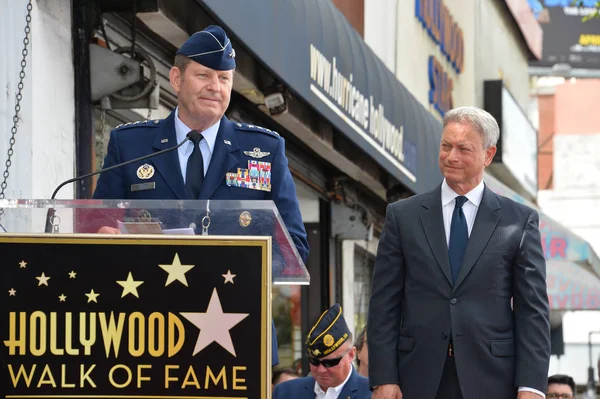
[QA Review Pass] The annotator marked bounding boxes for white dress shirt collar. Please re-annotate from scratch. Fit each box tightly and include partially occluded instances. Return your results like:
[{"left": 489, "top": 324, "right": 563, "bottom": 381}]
[
  {"left": 313, "top": 366, "right": 353, "bottom": 399},
  {"left": 174, "top": 107, "right": 220, "bottom": 156},
  {"left": 441, "top": 178, "right": 485, "bottom": 208}
]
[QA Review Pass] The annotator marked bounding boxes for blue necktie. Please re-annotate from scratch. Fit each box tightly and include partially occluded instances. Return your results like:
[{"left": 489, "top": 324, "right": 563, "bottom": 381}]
[
  {"left": 186, "top": 131, "right": 204, "bottom": 199},
  {"left": 449, "top": 196, "right": 468, "bottom": 284}
]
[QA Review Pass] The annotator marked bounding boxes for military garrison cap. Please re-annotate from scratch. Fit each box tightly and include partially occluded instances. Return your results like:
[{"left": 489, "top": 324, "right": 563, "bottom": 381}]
[
  {"left": 306, "top": 303, "right": 351, "bottom": 358},
  {"left": 177, "top": 25, "right": 236, "bottom": 70}
]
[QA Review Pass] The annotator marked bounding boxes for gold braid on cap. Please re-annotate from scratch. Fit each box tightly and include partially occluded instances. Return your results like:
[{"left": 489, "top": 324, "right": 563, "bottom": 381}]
[{"left": 307, "top": 305, "right": 343, "bottom": 346}]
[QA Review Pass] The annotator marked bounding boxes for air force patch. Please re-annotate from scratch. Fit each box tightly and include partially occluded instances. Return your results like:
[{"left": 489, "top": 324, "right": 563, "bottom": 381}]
[{"left": 244, "top": 147, "right": 270, "bottom": 159}]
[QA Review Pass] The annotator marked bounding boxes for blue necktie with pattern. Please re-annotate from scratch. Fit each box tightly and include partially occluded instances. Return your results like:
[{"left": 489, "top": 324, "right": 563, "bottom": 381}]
[{"left": 449, "top": 196, "right": 468, "bottom": 284}]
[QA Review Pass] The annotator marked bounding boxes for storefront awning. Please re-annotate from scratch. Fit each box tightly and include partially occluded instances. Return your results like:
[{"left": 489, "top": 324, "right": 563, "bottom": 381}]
[{"left": 200, "top": 0, "right": 444, "bottom": 194}]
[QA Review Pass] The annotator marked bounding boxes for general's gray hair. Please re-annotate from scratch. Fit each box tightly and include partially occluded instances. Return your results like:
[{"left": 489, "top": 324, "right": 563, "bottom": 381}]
[{"left": 442, "top": 106, "right": 499, "bottom": 148}]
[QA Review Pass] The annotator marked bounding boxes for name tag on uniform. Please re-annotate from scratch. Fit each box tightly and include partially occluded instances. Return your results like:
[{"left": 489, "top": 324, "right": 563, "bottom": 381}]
[{"left": 131, "top": 182, "right": 156, "bottom": 192}]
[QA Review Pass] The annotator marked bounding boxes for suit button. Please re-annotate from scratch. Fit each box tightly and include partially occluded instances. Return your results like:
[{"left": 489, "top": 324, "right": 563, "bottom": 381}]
[
  {"left": 450, "top": 298, "right": 457, "bottom": 305},
  {"left": 441, "top": 332, "right": 448, "bottom": 339}
]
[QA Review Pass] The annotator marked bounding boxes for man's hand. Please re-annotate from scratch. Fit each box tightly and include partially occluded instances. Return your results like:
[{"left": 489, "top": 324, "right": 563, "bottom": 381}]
[
  {"left": 517, "top": 392, "right": 543, "bottom": 399},
  {"left": 97, "top": 226, "right": 120, "bottom": 234},
  {"left": 372, "top": 384, "right": 402, "bottom": 399}
]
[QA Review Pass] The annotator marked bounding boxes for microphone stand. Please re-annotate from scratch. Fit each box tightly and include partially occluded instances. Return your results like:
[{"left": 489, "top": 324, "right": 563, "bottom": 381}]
[{"left": 44, "top": 131, "right": 199, "bottom": 233}]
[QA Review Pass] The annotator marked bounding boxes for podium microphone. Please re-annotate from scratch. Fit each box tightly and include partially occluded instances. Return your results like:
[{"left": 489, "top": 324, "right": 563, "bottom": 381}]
[{"left": 44, "top": 130, "right": 201, "bottom": 233}]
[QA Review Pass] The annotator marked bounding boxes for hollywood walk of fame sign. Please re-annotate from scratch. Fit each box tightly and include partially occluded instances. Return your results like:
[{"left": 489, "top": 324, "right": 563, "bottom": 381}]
[{"left": 0, "top": 234, "right": 272, "bottom": 399}]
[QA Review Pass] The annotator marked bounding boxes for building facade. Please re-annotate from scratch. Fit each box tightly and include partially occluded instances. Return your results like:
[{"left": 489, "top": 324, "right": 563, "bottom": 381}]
[{"left": 534, "top": 77, "right": 600, "bottom": 385}]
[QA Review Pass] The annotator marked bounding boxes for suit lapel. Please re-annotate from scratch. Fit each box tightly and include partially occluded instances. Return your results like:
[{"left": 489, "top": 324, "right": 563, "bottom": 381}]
[
  {"left": 420, "top": 186, "right": 453, "bottom": 286},
  {"left": 303, "top": 376, "right": 315, "bottom": 397},
  {"left": 337, "top": 369, "right": 359, "bottom": 398},
  {"left": 454, "top": 185, "right": 500, "bottom": 289},
  {"left": 199, "top": 116, "right": 239, "bottom": 199},
  {"left": 151, "top": 112, "right": 188, "bottom": 199}
]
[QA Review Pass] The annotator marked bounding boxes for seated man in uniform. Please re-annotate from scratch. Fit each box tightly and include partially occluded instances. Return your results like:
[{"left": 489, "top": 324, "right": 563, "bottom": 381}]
[{"left": 273, "top": 303, "right": 371, "bottom": 398}]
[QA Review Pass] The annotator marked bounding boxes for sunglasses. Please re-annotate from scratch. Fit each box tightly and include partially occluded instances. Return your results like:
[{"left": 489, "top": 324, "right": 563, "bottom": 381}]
[
  {"left": 308, "top": 347, "right": 351, "bottom": 368},
  {"left": 546, "top": 394, "right": 573, "bottom": 399}
]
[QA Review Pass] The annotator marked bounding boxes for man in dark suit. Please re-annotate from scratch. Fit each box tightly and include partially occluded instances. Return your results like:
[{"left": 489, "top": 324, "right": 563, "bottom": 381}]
[
  {"left": 273, "top": 303, "right": 372, "bottom": 399},
  {"left": 367, "top": 106, "right": 550, "bottom": 399},
  {"left": 92, "top": 25, "right": 309, "bottom": 367}
]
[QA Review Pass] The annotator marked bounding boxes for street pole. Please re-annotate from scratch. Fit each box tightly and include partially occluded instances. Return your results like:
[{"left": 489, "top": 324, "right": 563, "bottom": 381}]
[{"left": 587, "top": 331, "right": 600, "bottom": 399}]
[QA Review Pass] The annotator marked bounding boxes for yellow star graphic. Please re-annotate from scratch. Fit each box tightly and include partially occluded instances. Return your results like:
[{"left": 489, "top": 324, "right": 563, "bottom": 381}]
[
  {"left": 36, "top": 272, "right": 51, "bottom": 286},
  {"left": 58, "top": 294, "right": 67, "bottom": 302},
  {"left": 158, "top": 253, "right": 195, "bottom": 287},
  {"left": 19, "top": 260, "right": 27, "bottom": 268},
  {"left": 116, "top": 272, "right": 144, "bottom": 298},
  {"left": 85, "top": 289, "right": 100, "bottom": 303},
  {"left": 68, "top": 271, "right": 77, "bottom": 279},
  {"left": 222, "top": 270, "right": 236, "bottom": 284},
  {"left": 8, "top": 288, "right": 16, "bottom": 296}
]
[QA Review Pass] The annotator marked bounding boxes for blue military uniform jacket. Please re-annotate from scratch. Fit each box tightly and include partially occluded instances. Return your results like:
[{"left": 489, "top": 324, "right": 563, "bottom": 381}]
[
  {"left": 272, "top": 368, "right": 371, "bottom": 399},
  {"left": 93, "top": 110, "right": 310, "bottom": 366},
  {"left": 93, "top": 111, "right": 308, "bottom": 261}
]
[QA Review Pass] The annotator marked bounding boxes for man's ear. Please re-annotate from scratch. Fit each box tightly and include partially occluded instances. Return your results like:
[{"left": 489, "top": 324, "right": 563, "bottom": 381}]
[
  {"left": 348, "top": 346, "right": 357, "bottom": 362},
  {"left": 484, "top": 145, "right": 497, "bottom": 167},
  {"left": 169, "top": 66, "right": 182, "bottom": 93}
]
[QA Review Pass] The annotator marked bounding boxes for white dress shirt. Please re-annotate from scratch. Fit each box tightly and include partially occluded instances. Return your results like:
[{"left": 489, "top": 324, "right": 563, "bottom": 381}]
[
  {"left": 313, "top": 366, "right": 353, "bottom": 399},
  {"left": 174, "top": 107, "right": 220, "bottom": 181},
  {"left": 441, "top": 179, "right": 484, "bottom": 246},
  {"left": 440, "top": 179, "right": 545, "bottom": 399}
]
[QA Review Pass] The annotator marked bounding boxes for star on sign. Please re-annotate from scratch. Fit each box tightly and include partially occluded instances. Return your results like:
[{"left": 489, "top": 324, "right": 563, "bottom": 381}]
[
  {"left": 222, "top": 270, "right": 236, "bottom": 284},
  {"left": 68, "top": 271, "right": 77, "bottom": 279},
  {"left": 116, "top": 272, "right": 144, "bottom": 298},
  {"left": 19, "top": 260, "right": 27, "bottom": 268},
  {"left": 85, "top": 289, "right": 100, "bottom": 303},
  {"left": 36, "top": 272, "right": 51, "bottom": 286},
  {"left": 58, "top": 294, "right": 67, "bottom": 302},
  {"left": 8, "top": 288, "right": 16, "bottom": 296},
  {"left": 180, "top": 288, "right": 249, "bottom": 357},
  {"left": 159, "top": 253, "right": 195, "bottom": 287}
]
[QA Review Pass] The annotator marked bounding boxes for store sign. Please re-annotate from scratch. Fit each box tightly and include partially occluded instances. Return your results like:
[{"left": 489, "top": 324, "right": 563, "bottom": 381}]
[
  {"left": 546, "top": 261, "right": 600, "bottom": 310},
  {"left": 308, "top": 45, "right": 410, "bottom": 178},
  {"left": 416, "top": 0, "right": 464, "bottom": 116},
  {"left": 528, "top": 0, "right": 600, "bottom": 69},
  {"left": 484, "top": 80, "right": 538, "bottom": 199}
]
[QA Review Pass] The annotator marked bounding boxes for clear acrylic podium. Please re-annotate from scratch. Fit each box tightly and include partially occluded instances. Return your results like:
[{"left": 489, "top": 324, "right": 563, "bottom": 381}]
[{"left": 0, "top": 199, "right": 310, "bottom": 285}]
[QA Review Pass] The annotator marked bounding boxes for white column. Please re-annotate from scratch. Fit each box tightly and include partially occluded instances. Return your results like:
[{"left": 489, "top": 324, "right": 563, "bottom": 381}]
[{"left": 31, "top": 0, "right": 75, "bottom": 199}]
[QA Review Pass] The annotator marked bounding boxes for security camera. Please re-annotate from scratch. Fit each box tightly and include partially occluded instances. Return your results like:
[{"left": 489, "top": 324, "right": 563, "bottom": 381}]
[{"left": 264, "top": 91, "right": 288, "bottom": 116}]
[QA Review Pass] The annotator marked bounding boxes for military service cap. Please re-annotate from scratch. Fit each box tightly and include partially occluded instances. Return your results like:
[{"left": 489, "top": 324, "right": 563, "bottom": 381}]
[
  {"left": 306, "top": 303, "right": 351, "bottom": 358},
  {"left": 177, "top": 25, "right": 236, "bottom": 71}
]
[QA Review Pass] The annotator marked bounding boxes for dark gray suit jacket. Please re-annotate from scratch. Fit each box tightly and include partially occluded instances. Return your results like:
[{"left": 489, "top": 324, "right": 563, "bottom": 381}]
[
  {"left": 272, "top": 368, "right": 371, "bottom": 399},
  {"left": 367, "top": 184, "right": 550, "bottom": 399}
]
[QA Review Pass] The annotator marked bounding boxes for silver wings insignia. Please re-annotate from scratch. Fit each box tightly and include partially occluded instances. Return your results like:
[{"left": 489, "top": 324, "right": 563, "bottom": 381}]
[{"left": 244, "top": 147, "right": 271, "bottom": 159}]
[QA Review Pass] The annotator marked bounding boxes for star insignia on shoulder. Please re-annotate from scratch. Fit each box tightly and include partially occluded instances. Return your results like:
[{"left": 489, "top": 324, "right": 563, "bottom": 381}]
[{"left": 243, "top": 147, "right": 270, "bottom": 159}]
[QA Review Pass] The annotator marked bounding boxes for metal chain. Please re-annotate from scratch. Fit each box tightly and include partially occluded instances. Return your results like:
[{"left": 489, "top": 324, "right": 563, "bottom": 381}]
[{"left": 0, "top": 0, "right": 33, "bottom": 220}]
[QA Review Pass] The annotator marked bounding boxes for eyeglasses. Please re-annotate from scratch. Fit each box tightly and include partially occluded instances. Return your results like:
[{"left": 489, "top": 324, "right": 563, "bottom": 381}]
[
  {"left": 546, "top": 393, "right": 573, "bottom": 399},
  {"left": 308, "top": 347, "right": 351, "bottom": 368}
]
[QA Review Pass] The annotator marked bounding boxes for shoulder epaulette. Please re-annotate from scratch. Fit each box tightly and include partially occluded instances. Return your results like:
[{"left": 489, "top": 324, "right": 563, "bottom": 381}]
[
  {"left": 114, "top": 119, "right": 161, "bottom": 130},
  {"left": 234, "top": 122, "right": 280, "bottom": 138}
]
